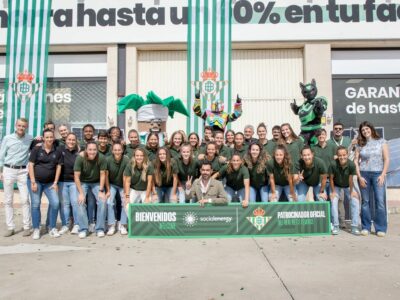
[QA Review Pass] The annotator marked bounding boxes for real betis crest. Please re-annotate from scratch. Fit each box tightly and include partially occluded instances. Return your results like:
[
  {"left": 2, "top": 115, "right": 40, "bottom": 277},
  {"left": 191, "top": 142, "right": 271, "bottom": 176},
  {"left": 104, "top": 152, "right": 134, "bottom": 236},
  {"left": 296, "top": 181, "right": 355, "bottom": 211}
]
[
  {"left": 246, "top": 207, "right": 272, "bottom": 231},
  {"left": 11, "top": 70, "right": 40, "bottom": 103},
  {"left": 192, "top": 68, "right": 228, "bottom": 102}
]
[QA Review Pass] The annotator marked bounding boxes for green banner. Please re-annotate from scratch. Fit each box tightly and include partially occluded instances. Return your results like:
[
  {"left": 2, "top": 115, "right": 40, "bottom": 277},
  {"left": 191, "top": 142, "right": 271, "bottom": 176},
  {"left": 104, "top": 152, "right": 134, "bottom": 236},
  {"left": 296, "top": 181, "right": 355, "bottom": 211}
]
[
  {"left": 129, "top": 202, "right": 331, "bottom": 238},
  {"left": 187, "top": 0, "right": 232, "bottom": 135},
  {"left": 3, "top": 0, "right": 52, "bottom": 138}
]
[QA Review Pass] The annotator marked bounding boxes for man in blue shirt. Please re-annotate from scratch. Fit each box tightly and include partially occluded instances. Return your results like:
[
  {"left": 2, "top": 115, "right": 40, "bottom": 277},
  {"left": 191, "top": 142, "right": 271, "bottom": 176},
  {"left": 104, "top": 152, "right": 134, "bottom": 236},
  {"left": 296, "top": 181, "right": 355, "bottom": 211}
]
[{"left": 0, "top": 118, "right": 33, "bottom": 237}]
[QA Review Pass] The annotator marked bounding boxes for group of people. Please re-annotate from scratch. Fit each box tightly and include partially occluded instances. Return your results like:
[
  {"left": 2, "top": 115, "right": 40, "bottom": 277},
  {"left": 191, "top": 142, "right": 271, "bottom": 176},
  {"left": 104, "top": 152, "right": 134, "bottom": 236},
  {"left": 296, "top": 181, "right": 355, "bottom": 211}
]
[{"left": 0, "top": 118, "right": 389, "bottom": 239}]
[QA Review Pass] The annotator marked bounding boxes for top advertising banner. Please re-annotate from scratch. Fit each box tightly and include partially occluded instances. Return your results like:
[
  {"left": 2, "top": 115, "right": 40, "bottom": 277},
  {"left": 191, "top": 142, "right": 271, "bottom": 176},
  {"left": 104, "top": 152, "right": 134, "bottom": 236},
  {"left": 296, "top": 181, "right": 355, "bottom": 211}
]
[{"left": 0, "top": 0, "right": 400, "bottom": 45}]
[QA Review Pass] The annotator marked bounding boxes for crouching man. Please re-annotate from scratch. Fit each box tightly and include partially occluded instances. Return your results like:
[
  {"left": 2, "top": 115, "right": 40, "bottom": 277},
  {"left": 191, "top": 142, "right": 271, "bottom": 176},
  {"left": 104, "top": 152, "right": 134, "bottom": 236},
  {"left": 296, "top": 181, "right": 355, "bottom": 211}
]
[{"left": 185, "top": 160, "right": 227, "bottom": 206}]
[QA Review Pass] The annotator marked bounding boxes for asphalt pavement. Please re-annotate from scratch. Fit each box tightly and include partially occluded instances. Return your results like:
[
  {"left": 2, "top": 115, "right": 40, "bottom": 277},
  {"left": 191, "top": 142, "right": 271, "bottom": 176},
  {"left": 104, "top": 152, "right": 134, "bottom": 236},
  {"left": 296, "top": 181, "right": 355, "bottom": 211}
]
[{"left": 0, "top": 207, "right": 399, "bottom": 300}]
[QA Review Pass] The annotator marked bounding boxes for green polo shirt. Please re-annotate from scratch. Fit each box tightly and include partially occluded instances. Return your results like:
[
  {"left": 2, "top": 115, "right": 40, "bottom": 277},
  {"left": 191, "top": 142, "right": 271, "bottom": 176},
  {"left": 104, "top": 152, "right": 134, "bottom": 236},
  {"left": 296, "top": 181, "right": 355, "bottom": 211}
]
[
  {"left": 246, "top": 160, "right": 269, "bottom": 189},
  {"left": 218, "top": 164, "right": 249, "bottom": 191},
  {"left": 327, "top": 136, "right": 352, "bottom": 153},
  {"left": 266, "top": 160, "right": 295, "bottom": 186},
  {"left": 286, "top": 139, "right": 304, "bottom": 164},
  {"left": 176, "top": 159, "right": 199, "bottom": 182},
  {"left": 124, "top": 164, "right": 154, "bottom": 191},
  {"left": 74, "top": 154, "right": 107, "bottom": 183},
  {"left": 262, "top": 140, "right": 276, "bottom": 157},
  {"left": 124, "top": 144, "right": 147, "bottom": 158},
  {"left": 146, "top": 147, "right": 158, "bottom": 161},
  {"left": 98, "top": 144, "right": 112, "bottom": 157},
  {"left": 106, "top": 155, "right": 130, "bottom": 187},
  {"left": 219, "top": 145, "right": 233, "bottom": 160},
  {"left": 297, "top": 157, "right": 327, "bottom": 187},
  {"left": 169, "top": 147, "right": 181, "bottom": 160},
  {"left": 199, "top": 156, "right": 224, "bottom": 175},
  {"left": 153, "top": 160, "right": 178, "bottom": 187},
  {"left": 232, "top": 145, "right": 248, "bottom": 159},
  {"left": 192, "top": 148, "right": 199, "bottom": 160},
  {"left": 199, "top": 144, "right": 232, "bottom": 160},
  {"left": 311, "top": 142, "right": 336, "bottom": 168},
  {"left": 329, "top": 159, "right": 356, "bottom": 188}
]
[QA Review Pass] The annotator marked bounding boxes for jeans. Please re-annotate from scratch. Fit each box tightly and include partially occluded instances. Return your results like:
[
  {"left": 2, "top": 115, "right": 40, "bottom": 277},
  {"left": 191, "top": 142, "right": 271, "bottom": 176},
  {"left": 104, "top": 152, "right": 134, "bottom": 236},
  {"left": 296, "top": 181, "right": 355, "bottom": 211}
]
[
  {"left": 360, "top": 171, "right": 387, "bottom": 233},
  {"left": 178, "top": 181, "right": 191, "bottom": 203},
  {"left": 331, "top": 187, "right": 360, "bottom": 227},
  {"left": 297, "top": 182, "right": 324, "bottom": 202},
  {"left": 87, "top": 188, "right": 96, "bottom": 224},
  {"left": 2, "top": 167, "right": 31, "bottom": 230},
  {"left": 225, "top": 186, "right": 246, "bottom": 203},
  {"left": 27, "top": 179, "right": 60, "bottom": 229},
  {"left": 155, "top": 187, "right": 173, "bottom": 203},
  {"left": 59, "top": 182, "right": 79, "bottom": 227},
  {"left": 107, "top": 185, "right": 126, "bottom": 226},
  {"left": 77, "top": 183, "right": 107, "bottom": 233},
  {"left": 274, "top": 185, "right": 294, "bottom": 202},
  {"left": 250, "top": 185, "right": 269, "bottom": 202}
]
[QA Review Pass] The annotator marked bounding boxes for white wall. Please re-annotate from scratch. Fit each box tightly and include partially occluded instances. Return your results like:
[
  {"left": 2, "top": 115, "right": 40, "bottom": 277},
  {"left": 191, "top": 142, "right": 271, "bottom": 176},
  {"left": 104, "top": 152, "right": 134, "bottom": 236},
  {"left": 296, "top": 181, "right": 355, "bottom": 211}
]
[
  {"left": 0, "top": 54, "right": 107, "bottom": 79},
  {"left": 137, "top": 49, "right": 304, "bottom": 137},
  {"left": 47, "top": 54, "right": 107, "bottom": 78},
  {"left": 332, "top": 50, "right": 400, "bottom": 75}
]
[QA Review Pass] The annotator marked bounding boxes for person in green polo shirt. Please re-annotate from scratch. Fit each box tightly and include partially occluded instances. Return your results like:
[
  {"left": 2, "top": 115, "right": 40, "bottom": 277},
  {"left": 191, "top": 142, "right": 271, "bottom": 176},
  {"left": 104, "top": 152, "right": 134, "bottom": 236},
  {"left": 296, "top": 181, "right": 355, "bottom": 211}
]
[
  {"left": 257, "top": 122, "right": 276, "bottom": 157},
  {"left": 188, "top": 132, "right": 201, "bottom": 159},
  {"left": 296, "top": 146, "right": 328, "bottom": 202},
  {"left": 168, "top": 131, "right": 185, "bottom": 160},
  {"left": 312, "top": 129, "right": 336, "bottom": 168},
  {"left": 74, "top": 141, "right": 108, "bottom": 239},
  {"left": 123, "top": 147, "right": 154, "bottom": 233},
  {"left": 232, "top": 132, "right": 248, "bottom": 159},
  {"left": 198, "top": 131, "right": 232, "bottom": 163},
  {"left": 281, "top": 123, "right": 304, "bottom": 165},
  {"left": 152, "top": 147, "right": 178, "bottom": 203},
  {"left": 244, "top": 142, "right": 270, "bottom": 202},
  {"left": 312, "top": 128, "right": 336, "bottom": 196},
  {"left": 97, "top": 130, "right": 112, "bottom": 157},
  {"left": 145, "top": 132, "right": 160, "bottom": 161},
  {"left": 329, "top": 146, "right": 360, "bottom": 236},
  {"left": 176, "top": 143, "right": 200, "bottom": 203},
  {"left": 104, "top": 142, "right": 130, "bottom": 236},
  {"left": 267, "top": 145, "right": 297, "bottom": 202},
  {"left": 212, "top": 153, "right": 250, "bottom": 208},
  {"left": 225, "top": 129, "right": 235, "bottom": 148},
  {"left": 198, "top": 142, "right": 224, "bottom": 176},
  {"left": 124, "top": 129, "right": 147, "bottom": 158},
  {"left": 327, "top": 122, "right": 352, "bottom": 152}
]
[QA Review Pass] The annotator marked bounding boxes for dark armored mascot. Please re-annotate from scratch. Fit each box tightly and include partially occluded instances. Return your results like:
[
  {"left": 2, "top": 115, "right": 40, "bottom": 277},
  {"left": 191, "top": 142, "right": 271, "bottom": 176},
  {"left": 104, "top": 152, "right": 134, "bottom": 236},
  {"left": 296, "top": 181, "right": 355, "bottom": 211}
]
[{"left": 291, "top": 79, "right": 328, "bottom": 145}]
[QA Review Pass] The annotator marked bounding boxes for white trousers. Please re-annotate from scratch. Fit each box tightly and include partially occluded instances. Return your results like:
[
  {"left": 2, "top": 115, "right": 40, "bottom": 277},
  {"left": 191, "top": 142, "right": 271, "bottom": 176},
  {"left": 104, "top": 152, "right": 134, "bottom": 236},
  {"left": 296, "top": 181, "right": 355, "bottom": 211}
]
[{"left": 2, "top": 167, "right": 31, "bottom": 230}]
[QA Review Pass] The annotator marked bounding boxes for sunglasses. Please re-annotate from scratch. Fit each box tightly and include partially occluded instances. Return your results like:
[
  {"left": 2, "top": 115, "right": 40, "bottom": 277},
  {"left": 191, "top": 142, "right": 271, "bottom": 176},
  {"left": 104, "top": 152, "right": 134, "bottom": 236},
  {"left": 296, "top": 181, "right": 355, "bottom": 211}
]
[{"left": 334, "top": 128, "right": 343, "bottom": 131}]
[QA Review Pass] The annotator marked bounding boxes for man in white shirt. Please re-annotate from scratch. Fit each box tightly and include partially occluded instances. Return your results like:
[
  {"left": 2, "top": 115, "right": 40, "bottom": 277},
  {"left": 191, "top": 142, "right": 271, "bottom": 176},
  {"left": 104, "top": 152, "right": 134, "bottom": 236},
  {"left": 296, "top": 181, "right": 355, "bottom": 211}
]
[{"left": 0, "top": 118, "right": 33, "bottom": 237}]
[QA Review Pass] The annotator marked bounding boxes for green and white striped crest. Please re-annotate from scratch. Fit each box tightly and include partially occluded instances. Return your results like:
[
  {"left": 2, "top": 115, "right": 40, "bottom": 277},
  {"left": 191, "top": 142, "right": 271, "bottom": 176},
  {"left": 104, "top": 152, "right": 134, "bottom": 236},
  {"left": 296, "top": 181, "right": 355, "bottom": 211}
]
[
  {"left": 187, "top": 0, "right": 232, "bottom": 136},
  {"left": 2, "top": 0, "right": 52, "bottom": 138}
]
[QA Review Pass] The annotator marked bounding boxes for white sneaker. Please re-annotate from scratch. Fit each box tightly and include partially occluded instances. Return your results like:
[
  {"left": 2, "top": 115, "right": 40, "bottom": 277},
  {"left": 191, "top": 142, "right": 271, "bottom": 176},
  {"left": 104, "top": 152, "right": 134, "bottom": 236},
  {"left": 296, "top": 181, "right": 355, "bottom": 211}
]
[
  {"left": 32, "top": 229, "right": 40, "bottom": 240},
  {"left": 119, "top": 225, "right": 128, "bottom": 235},
  {"left": 59, "top": 226, "right": 69, "bottom": 235},
  {"left": 107, "top": 225, "right": 116, "bottom": 236},
  {"left": 88, "top": 223, "right": 96, "bottom": 233},
  {"left": 97, "top": 230, "right": 105, "bottom": 238},
  {"left": 78, "top": 231, "right": 87, "bottom": 239},
  {"left": 70, "top": 225, "right": 80, "bottom": 235},
  {"left": 49, "top": 228, "right": 61, "bottom": 238}
]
